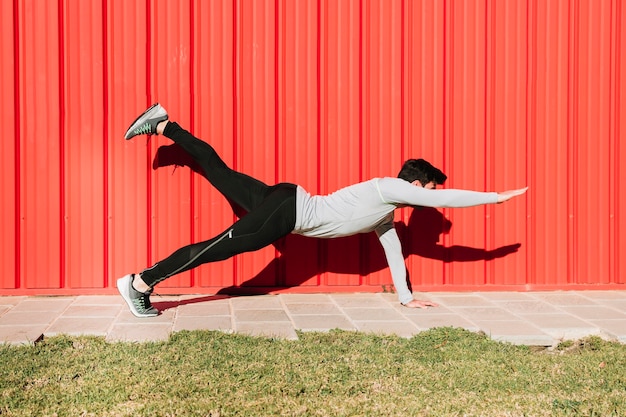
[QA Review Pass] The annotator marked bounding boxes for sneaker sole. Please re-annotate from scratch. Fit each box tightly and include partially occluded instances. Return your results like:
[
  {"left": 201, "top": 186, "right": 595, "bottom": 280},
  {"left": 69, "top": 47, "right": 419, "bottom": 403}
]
[{"left": 116, "top": 275, "right": 159, "bottom": 318}]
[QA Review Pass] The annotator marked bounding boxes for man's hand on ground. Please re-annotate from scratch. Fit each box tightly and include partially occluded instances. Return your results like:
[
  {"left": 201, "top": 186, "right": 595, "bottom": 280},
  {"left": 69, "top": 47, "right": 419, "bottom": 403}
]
[{"left": 404, "top": 299, "right": 439, "bottom": 309}]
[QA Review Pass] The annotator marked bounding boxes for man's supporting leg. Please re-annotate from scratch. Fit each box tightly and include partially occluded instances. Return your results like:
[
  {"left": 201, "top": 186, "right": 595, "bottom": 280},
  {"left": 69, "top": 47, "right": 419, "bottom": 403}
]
[{"left": 139, "top": 183, "right": 297, "bottom": 288}]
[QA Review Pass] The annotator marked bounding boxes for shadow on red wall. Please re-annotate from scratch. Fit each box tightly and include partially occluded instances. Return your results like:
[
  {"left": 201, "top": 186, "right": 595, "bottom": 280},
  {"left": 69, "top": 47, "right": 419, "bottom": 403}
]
[{"left": 225, "top": 208, "right": 520, "bottom": 292}]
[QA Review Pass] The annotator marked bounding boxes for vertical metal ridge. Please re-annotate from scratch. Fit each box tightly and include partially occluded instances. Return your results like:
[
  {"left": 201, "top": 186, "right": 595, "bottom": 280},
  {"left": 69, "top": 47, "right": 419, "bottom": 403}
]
[
  {"left": 400, "top": 0, "right": 405, "bottom": 161},
  {"left": 189, "top": 0, "right": 196, "bottom": 287},
  {"left": 102, "top": 0, "right": 109, "bottom": 287},
  {"left": 404, "top": 0, "right": 412, "bottom": 162},
  {"left": 526, "top": 0, "right": 537, "bottom": 285},
  {"left": 274, "top": 0, "right": 281, "bottom": 286},
  {"left": 358, "top": 0, "right": 365, "bottom": 286},
  {"left": 484, "top": 0, "right": 494, "bottom": 284},
  {"left": 58, "top": 0, "right": 66, "bottom": 289},
  {"left": 441, "top": 0, "right": 453, "bottom": 285},
  {"left": 274, "top": 0, "right": 279, "bottom": 186},
  {"left": 12, "top": 0, "right": 21, "bottom": 289},
  {"left": 145, "top": 0, "right": 153, "bottom": 268},
  {"left": 317, "top": 0, "right": 324, "bottom": 287},
  {"left": 609, "top": 0, "right": 621, "bottom": 283},
  {"left": 567, "top": 0, "right": 579, "bottom": 284},
  {"left": 358, "top": 0, "right": 364, "bottom": 183},
  {"left": 616, "top": 0, "right": 623, "bottom": 283},
  {"left": 317, "top": 0, "right": 323, "bottom": 195},
  {"left": 232, "top": 0, "right": 239, "bottom": 285}
]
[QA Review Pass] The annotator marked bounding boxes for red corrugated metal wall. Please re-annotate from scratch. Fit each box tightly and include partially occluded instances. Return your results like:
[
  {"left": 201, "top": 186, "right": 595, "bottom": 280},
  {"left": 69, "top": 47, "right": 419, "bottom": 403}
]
[{"left": 1, "top": 0, "right": 624, "bottom": 295}]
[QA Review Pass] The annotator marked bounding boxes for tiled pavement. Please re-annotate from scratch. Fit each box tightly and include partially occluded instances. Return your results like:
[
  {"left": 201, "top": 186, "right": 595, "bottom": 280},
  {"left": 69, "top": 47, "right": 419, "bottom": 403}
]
[{"left": 0, "top": 291, "right": 625, "bottom": 346}]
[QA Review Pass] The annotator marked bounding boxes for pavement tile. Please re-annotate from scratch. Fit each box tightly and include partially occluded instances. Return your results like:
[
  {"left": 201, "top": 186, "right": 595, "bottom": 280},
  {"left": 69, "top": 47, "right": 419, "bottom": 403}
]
[
  {"left": 291, "top": 315, "right": 355, "bottom": 331},
  {"left": 450, "top": 307, "right": 520, "bottom": 321},
  {"left": 589, "top": 319, "right": 626, "bottom": 342},
  {"left": 280, "top": 294, "right": 334, "bottom": 303},
  {"left": 10, "top": 297, "right": 74, "bottom": 312},
  {"left": 372, "top": 292, "right": 401, "bottom": 302},
  {"left": 558, "top": 305, "right": 626, "bottom": 321},
  {"left": 353, "top": 321, "right": 419, "bottom": 338},
  {"left": 406, "top": 292, "right": 445, "bottom": 299},
  {"left": 478, "top": 292, "right": 537, "bottom": 302},
  {"left": 407, "top": 314, "right": 479, "bottom": 331},
  {"left": 393, "top": 304, "right": 456, "bottom": 315},
  {"left": 0, "top": 306, "right": 10, "bottom": 317},
  {"left": 231, "top": 295, "right": 283, "bottom": 310},
  {"left": 177, "top": 302, "right": 231, "bottom": 317},
  {"left": 342, "top": 307, "right": 406, "bottom": 321},
  {"left": 235, "top": 322, "right": 298, "bottom": 340},
  {"left": 114, "top": 309, "right": 176, "bottom": 324},
  {"left": 284, "top": 303, "right": 343, "bottom": 315},
  {"left": 577, "top": 291, "right": 626, "bottom": 300},
  {"left": 489, "top": 300, "right": 561, "bottom": 315},
  {"left": 0, "top": 325, "right": 45, "bottom": 345},
  {"left": 160, "top": 295, "right": 231, "bottom": 311},
  {"left": 603, "top": 300, "right": 626, "bottom": 313},
  {"left": 0, "top": 296, "right": 27, "bottom": 307},
  {"left": 520, "top": 313, "right": 600, "bottom": 341},
  {"left": 106, "top": 323, "right": 172, "bottom": 343},
  {"left": 173, "top": 316, "right": 232, "bottom": 332},
  {"left": 330, "top": 294, "right": 389, "bottom": 308},
  {"left": 45, "top": 317, "right": 115, "bottom": 337},
  {"left": 472, "top": 320, "right": 554, "bottom": 346},
  {"left": 60, "top": 305, "right": 122, "bottom": 318},
  {"left": 234, "top": 309, "right": 290, "bottom": 322},
  {"left": 530, "top": 292, "right": 599, "bottom": 306},
  {"left": 72, "top": 296, "right": 125, "bottom": 306},
  {"left": 430, "top": 294, "right": 495, "bottom": 307},
  {"left": 0, "top": 311, "right": 56, "bottom": 326}
]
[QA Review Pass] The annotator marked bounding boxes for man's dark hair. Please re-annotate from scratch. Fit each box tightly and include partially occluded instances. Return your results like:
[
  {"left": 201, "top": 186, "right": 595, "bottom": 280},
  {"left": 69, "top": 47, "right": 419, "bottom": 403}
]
[{"left": 397, "top": 159, "right": 447, "bottom": 186}]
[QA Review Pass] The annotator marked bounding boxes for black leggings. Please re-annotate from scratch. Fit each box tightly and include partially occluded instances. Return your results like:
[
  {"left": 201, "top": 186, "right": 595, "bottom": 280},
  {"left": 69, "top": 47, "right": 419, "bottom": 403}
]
[{"left": 140, "top": 122, "right": 297, "bottom": 288}]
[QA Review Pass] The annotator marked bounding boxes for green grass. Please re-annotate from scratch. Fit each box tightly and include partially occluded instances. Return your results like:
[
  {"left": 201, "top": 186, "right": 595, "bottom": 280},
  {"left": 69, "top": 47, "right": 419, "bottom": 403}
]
[{"left": 1, "top": 328, "right": 625, "bottom": 416}]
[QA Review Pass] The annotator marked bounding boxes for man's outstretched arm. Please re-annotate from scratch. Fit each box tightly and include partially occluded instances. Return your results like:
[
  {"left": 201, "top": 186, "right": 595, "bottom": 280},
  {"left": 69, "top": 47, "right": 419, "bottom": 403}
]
[{"left": 380, "top": 177, "right": 528, "bottom": 208}]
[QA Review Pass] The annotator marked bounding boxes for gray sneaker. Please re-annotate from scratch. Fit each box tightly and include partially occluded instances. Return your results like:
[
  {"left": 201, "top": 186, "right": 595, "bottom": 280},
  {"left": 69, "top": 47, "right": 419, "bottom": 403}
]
[
  {"left": 124, "top": 103, "right": 168, "bottom": 139},
  {"left": 116, "top": 274, "right": 159, "bottom": 317}
]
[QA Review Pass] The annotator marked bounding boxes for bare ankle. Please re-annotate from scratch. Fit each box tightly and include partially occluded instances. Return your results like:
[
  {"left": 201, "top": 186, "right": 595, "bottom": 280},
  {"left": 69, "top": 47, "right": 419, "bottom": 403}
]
[
  {"left": 156, "top": 120, "right": 169, "bottom": 135},
  {"left": 132, "top": 274, "right": 151, "bottom": 293}
]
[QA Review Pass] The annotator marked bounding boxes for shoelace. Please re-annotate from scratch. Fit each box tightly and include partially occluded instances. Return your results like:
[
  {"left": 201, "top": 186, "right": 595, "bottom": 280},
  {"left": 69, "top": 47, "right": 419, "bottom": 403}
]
[
  {"left": 133, "top": 123, "right": 152, "bottom": 135},
  {"left": 133, "top": 289, "right": 156, "bottom": 312}
]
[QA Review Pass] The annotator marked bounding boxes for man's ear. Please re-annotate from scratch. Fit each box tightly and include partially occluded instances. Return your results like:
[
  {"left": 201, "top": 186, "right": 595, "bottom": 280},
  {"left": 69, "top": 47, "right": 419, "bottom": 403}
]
[{"left": 411, "top": 180, "right": 421, "bottom": 187}]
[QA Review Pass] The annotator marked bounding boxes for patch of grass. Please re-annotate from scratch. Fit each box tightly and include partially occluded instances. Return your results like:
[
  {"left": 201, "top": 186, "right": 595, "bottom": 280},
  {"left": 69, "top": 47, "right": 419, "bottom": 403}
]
[{"left": 1, "top": 328, "right": 625, "bottom": 416}]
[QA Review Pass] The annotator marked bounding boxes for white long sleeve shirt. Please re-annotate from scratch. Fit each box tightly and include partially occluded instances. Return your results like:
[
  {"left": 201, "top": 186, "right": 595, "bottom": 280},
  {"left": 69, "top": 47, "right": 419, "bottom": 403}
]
[{"left": 292, "top": 177, "right": 499, "bottom": 304}]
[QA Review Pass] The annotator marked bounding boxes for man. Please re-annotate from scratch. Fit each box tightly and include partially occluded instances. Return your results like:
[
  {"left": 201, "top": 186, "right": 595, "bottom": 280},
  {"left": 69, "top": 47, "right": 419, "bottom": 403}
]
[{"left": 118, "top": 103, "right": 527, "bottom": 317}]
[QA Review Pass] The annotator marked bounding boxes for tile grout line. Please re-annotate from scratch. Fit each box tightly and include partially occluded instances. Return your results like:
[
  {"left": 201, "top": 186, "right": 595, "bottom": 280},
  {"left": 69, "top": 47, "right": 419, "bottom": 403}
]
[
  {"left": 169, "top": 297, "right": 179, "bottom": 337},
  {"left": 105, "top": 298, "right": 130, "bottom": 342},
  {"left": 378, "top": 293, "right": 421, "bottom": 333},
  {"left": 41, "top": 296, "right": 77, "bottom": 341},
  {"left": 277, "top": 295, "right": 298, "bottom": 335},
  {"left": 229, "top": 298, "right": 237, "bottom": 333},
  {"left": 328, "top": 294, "right": 359, "bottom": 331}
]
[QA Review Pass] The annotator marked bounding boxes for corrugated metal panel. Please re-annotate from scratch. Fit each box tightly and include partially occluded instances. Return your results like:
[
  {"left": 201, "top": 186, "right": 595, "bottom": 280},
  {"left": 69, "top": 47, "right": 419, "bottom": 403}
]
[
  {"left": 192, "top": 0, "right": 238, "bottom": 289},
  {"left": 20, "top": 0, "right": 63, "bottom": 289},
  {"left": 1, "top": 0, "right": 17, "bottom": 289},
  {"left": 1, "top": 0, "right": 624, "bottom": 295}
]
